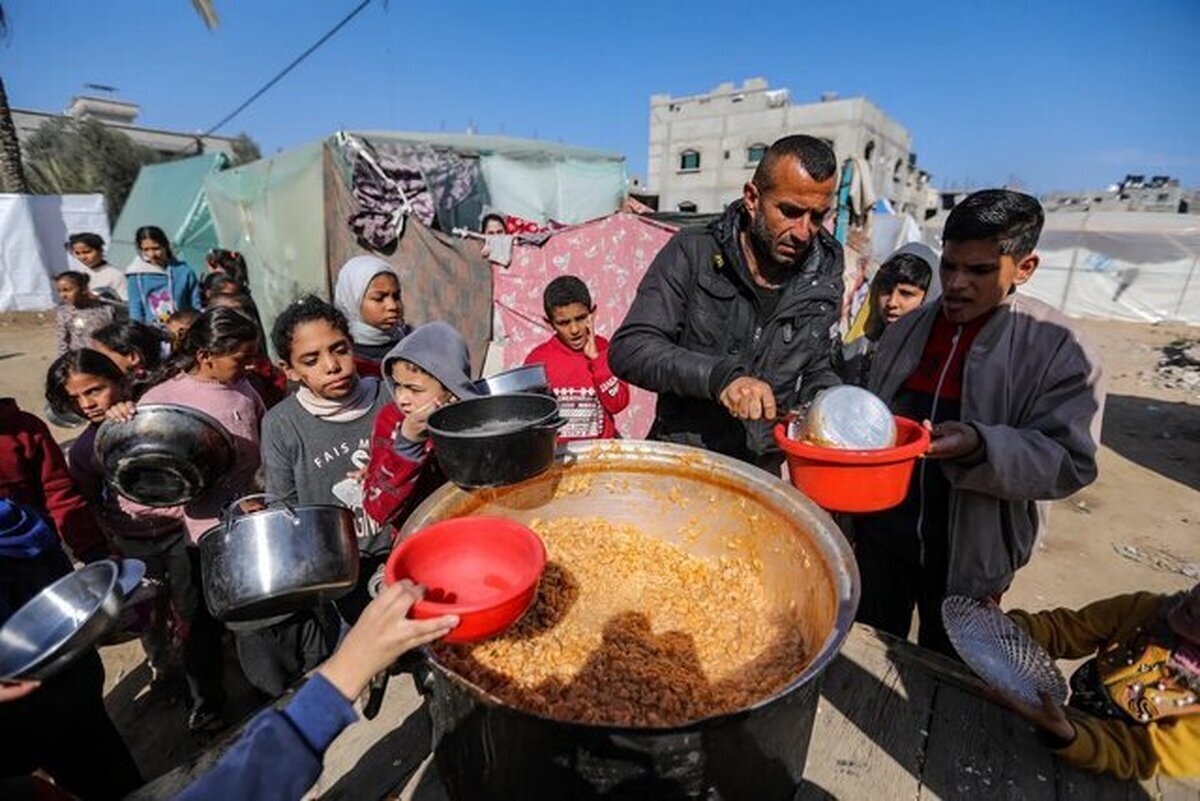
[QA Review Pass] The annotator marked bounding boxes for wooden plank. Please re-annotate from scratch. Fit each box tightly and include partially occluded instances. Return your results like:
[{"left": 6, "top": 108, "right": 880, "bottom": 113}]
[
  {"left": 919, "top": 681, "right": 1059, "bottom": 799},
  {"left": 801, "top": 626, "right": 937, "bottom": 798}
]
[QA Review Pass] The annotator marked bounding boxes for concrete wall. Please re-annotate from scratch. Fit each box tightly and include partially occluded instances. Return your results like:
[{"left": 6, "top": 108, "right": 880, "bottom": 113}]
[{"left": 648, "top": 78, "right": 928, "bottom": 216}]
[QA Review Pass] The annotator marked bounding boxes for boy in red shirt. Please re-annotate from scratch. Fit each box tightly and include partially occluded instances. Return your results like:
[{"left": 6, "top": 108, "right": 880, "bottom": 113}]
[{"left": 523, "top": 276, "right": 630, "bottom": 440}]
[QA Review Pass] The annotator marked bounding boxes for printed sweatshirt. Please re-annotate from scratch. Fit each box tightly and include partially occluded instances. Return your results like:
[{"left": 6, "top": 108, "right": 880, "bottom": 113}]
[
  {"left": 523, "top": 334, "right": 630, "bottom": 440},
  {"left": 126, "top": 259, "right": 201, "bottom": 325}
]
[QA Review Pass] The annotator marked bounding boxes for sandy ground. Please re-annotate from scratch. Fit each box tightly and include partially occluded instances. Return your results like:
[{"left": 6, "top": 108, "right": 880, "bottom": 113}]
[{"left": 0, "top": 310, "right": 1197, "bottom": 789}]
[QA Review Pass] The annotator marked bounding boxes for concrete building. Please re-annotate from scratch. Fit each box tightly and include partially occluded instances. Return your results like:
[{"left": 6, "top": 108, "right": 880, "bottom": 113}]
[
  {"left": 647, "top": 77, "right": 930, "bottom": 216},
  {"left": 12, "top": 95, "right": 240, "bottom": 159},
  {"left": 1042, "top": 175, "right": 1191, "bottom": 214}
]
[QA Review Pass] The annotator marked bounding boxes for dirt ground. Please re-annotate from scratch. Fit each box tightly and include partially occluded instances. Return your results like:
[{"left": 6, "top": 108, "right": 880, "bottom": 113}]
[{"left": 0, "top": 310, "right": 1197, "bottom": 789}]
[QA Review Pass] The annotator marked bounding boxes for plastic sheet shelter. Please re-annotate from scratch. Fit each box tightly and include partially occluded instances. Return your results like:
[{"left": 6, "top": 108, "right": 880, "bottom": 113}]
[
  {"left": 492, "top": 213, "right": 679, "bottom": 438},
  {"left": 205, "top": 138, "right": 493, "bottom": 370},
  {"left": 110, "top": 153, "right": 228, "bottom": 273},
  {"left": 0, "top": 193, "right": 110, "bottom": 311},
  {"left": 924, "top": 211, "right": 1200, "bottom": 324}
]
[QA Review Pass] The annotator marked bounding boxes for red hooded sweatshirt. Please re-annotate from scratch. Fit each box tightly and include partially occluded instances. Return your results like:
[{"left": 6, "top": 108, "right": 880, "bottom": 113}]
[{"left": 0, "top": 398, "right": 107, "bottom": 559}]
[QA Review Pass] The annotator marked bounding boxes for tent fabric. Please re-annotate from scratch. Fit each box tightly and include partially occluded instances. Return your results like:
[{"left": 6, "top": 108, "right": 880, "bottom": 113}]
[
  {"left": 111, "top": 153, "right": 228, "bottom": 273},
  {"left": 924, "top": 211, "right": 1200, "bottom": 324},
  {"left": 352, "top": 130, "right": 627, "bottom": 227},
  {"left": 493, "top": 212, "right": 678, "bottom": 438},
  {"left": 206, "top": 141, "right": 328, "bottom": 346},
  {"left": 326, "top": 146, "right": 493, "bottom": 375},
  {"left": 0, "top": 193, "right": 110, "bottom": 312}
]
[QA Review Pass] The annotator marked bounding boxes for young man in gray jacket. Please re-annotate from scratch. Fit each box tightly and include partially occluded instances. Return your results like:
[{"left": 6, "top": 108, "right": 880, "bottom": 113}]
[{"left": 855, "top": 190, "right": 1105, "bottom": 655}]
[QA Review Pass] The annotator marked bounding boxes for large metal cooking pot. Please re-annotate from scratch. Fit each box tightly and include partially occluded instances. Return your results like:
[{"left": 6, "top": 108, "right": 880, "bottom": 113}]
[
  {"left": 427, "top": 394, "right": 565, "bottom": 489},
  {"left": 472, "top": 363, "right": 551, "bottom": 397},
  {"left": 199, "top": 496, "right": 360, "bottom": 622},
  {"left": 397, "top": 440, "right": 859, "bottom": 801},
  {"left": 0, "top": 561, "right": 123, "bottom": 681},
  {"left": 95, "top": 404, "right": 235, "bottom": 507}
]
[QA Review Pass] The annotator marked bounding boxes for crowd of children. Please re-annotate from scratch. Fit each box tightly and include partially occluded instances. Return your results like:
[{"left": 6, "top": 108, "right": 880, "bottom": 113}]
[{"left": 0, "top": 185, "right": 1195, "bottom": 799}]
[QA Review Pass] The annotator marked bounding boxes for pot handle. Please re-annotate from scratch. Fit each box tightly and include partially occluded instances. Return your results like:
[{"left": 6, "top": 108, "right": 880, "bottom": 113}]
[{"left": 221, "top": 493, "right": 299, "bottom": 530}]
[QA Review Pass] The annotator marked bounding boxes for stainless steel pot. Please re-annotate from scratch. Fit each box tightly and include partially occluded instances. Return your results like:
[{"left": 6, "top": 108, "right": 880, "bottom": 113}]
[
  {"left": 198, "top": 496, "right": 360, "bottom": 622},
  {"left": 395, "top": 440, "right": 859, "bottom": 801},
  {"left": 95, "top": 404, "right": 235, "bottom": 507},
  {"left": 472, "top": 364, "right": 551, "bottom": 396},
  {"left": 0, "top": 561, "right": 123, "bottom": 681}
]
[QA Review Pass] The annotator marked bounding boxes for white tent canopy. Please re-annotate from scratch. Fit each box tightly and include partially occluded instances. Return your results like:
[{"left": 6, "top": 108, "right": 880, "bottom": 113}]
[
  {"left": 924, "top": 211, "right": 1200, "bottom": 324},
  {"left": 0, "top": 193, "right": 111, "bottom": 312}
]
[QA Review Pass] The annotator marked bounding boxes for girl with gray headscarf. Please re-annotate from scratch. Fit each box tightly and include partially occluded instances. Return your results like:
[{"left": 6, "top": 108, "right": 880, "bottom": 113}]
[{"left": 333, "top": 255, "right": 413, "bottom": 377}]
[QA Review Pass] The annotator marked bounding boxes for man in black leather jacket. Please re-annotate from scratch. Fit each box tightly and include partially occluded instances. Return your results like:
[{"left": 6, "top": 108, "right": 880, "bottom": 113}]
[{"left": 610, "top": 135, "right": 844, "bottom": 469}]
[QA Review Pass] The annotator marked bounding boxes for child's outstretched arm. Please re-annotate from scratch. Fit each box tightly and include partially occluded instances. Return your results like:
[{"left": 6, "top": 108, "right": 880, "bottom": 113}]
[
  {"left": 589, "top": 340, "right": 631, "bottom": 416},
  {"left": 1008, "top": 592, "right": 1166, "bottom": 660},
  {"left": 1060, "top": 713, "right": 1200, "bottom": 780},
  {"left": 940, "top": 338, "right": 1103, "bottom": 501},
  {"left": 176, "top": 581, "right": 457, "bottom": 801}
]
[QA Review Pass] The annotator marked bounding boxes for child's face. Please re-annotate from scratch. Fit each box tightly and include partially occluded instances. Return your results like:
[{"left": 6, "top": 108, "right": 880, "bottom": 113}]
[
  {"left": 360, "top": 273, "right": 403, "bottom": 331},
  {"left": 548, "top": 302, "right": 593, "bottom": 352},
  {"left": 391, "top": 361, "right": 452, "bottom": 417},
  {"left": 139, "top": 239, "right": 168, "bottom": 267},
  {"left": 877, "top": 282, "right": 926, "bottom": 325},
  {"left": 71, "top": 242, "right": 104, "bottom": 269},
  {"left": 195, "top": 340, "right": 259, "bottom": 384},
  {"left": 939, "top": 240, "right": 1038, "bottom": 324},
  {"left": 65, "top": 371, "right": 123, "bottom": 422},
  {"left": 166, "top": 319, "right": 192, "bottom": 347},
  {"left": 1168, "top": 584, "right": 1200, "bottom": 643},
  {"left": 483, "top": 218, "right": 506, "bottom": 236},
  {"left": 56, "top": 279, "right": 85, "bottom": 307},
  {"left": 283, "top": 319, "right": 358, "bottom": 400}
]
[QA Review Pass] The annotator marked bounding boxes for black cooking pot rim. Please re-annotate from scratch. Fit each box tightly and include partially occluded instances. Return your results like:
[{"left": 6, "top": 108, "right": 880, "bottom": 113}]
[{"left": 427, "top": 393, "right": 559, "bottom": 438}]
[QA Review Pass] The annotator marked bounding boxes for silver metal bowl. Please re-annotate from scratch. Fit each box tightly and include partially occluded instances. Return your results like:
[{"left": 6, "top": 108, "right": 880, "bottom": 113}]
[
  {"left": 95, "top": 404, "right": 236, "bottom": 508},
  {"left": 472, "top": 364, "right": 551, "bottom": 396},
  {"left": 0, "top": 561, "right": 122, "bottom": 681},
  {"left": 199, "top": 497, "right": 360, "bottom": 622}
]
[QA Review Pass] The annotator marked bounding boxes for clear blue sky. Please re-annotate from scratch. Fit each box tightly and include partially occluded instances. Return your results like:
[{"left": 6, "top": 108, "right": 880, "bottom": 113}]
[{"left": 4, "top": 0, "right": 1198, "bottom": 193}]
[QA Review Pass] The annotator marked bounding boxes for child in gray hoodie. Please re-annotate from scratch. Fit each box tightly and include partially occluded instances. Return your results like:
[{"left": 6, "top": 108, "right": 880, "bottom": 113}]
[{"left": 362, "top": 322, "right": 479, "bottom": 528}]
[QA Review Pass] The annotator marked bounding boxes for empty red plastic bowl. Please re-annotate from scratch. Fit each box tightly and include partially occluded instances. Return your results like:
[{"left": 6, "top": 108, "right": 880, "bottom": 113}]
[
  {"left": 384, "top": 517, "right": 546, "bottom": 643},
  {"left": 774, "top": 416, "right": 930, "bottom": 513}
]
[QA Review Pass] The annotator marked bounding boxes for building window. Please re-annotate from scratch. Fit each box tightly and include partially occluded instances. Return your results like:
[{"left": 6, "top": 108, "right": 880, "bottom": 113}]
[
  {"left": 679, "top": 150, "right": 701, "bottom": 171},
  {"left": 864, "top": 140, "right": 875, "bottom": 161},
  {"left": 893, "top": 159, "right": 903, "bottom": 182},
  {"left": 678, "top": 201, "right": 698, "bottom": 213},
  {"left": 747, "top": 144, "right": 767, "bottom": 165}
]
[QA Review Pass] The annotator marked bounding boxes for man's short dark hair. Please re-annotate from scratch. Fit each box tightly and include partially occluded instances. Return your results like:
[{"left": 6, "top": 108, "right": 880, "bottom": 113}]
[
  {"left": 543, "top": 275, "right": 592, "bottom": 317},
  {"left": 752, "top": 135, "right": 837, "bottom": 191},
  {"left": 944, "top": 189, "right": 1045, "bottom": 259}
]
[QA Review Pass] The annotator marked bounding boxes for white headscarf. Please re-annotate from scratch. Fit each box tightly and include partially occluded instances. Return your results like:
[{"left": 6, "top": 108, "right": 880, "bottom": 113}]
[
  {"left": 333, "top": 255, "right": 401, "bottom": 346},
  {"left": 891, "top": 242, "right": 941, "bottom": 300}
]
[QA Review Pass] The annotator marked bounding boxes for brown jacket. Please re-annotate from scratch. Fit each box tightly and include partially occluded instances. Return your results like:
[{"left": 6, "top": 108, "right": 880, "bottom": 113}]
[{"left": 868, "top": 293, "right": 1105, "bottom": 597}]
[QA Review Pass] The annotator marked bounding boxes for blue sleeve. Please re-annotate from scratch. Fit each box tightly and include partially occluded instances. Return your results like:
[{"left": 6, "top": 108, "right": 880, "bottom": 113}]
[
  {"left": 128, "top": 275, "right": 145, "bottom": 322},
  {"left": 175, "top": 674, "right": 358, "bottom": 801},
  {"left": 187, "top": 269, "right": 202, "bottom": 310}
]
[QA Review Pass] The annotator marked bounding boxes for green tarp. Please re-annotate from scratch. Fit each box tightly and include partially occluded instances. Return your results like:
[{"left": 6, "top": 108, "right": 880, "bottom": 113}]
[{"left": 110, "top": 153, "right": 229, "bottom": 274}]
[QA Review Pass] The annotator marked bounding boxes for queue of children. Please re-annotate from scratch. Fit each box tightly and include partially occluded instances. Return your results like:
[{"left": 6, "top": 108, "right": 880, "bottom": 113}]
[{"left": 3, "top": 185, "right": 1194, "bottom": 798}]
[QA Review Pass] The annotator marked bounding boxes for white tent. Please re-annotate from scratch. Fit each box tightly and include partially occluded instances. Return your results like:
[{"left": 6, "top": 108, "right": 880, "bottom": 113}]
[
  {"left": 0, "top": 194, "right": 111, "bottom": 312},
  {"left": 923, "top": 211, "right": 1200, "bottom": 324}
]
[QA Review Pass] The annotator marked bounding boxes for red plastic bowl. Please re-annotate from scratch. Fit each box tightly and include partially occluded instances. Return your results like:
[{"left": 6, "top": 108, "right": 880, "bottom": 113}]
[
  {"left": 773, "top": 415, "right": 931, "bottom": 513},
  {"left": 384, "top": 517, "right": 546, "bottom": 643}
]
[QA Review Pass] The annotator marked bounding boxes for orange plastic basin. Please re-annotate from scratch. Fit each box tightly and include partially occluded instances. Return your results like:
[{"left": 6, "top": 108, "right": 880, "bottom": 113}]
[{"left": 773, "top": 416, "right": 930, "bottom": 513}]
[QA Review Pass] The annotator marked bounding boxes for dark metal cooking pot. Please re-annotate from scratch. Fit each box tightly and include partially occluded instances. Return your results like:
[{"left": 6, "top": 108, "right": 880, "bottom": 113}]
[
  {"left": 391, "top": 440, "right": 859, "bottom": 801},
  {"left": 427, "top": 393, "right": 565, "bottom": 489},
  {"left": 198, "top": 495, "right": 360, "bottom": 622},
  {"left": 472, "top": 364, "right": 552, "bottom": 397},
  {"left": 95, "top": 404, "right": 235, "bottom": 507}
]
